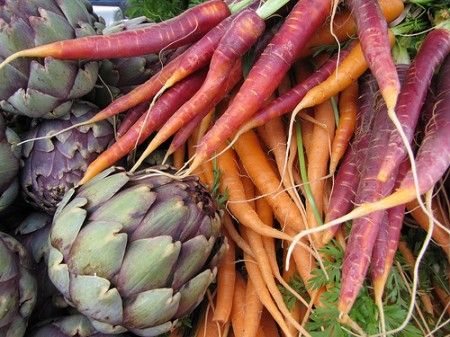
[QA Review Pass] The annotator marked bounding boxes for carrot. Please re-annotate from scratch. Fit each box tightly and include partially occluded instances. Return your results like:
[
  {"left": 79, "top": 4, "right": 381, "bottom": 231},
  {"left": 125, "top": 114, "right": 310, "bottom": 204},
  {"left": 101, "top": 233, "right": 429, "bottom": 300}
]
[
  {"left": 195, "top": 303, "right": 225, "bottom": 337},
  {"left": 322, "top": 74, "right": 377, "bottom": 244},
  {"left": 324, "top": 56, "right": 450, "bottom": 228},
  {"left": 173, "top": 145, "right": 186, "bottom": 170},
  {"left": 371, "top": 160, "right": 409, "bottom": 299},
  {"left": 292, "top": 33, "right": 395, "bottom": 113},
  {"left": 79, "top": 69, "right": 207, "bottom": 184},
  {"left": 329, "top": 81, "right": 358, "bottom": 173},
  {"left": 133, "top": 8, "right": 267, "bottom": 167},
  {"left": 260, "top": 309, "right": 280, "bottom": 337},
  {"left": 213, "top": 231, "right": 236, "bottom": 324},
  {"left": 305, "top": 99, "right": 336, "bottom": 244},
  {"left": 434, "top": 284, "right": 450, "bottom": 316},
  {"left": 190, "top": 0, "right": 332, "bottom": 170},
  {"left": 116, "top": 102, "right": 149, "bottom": 138},
  {"left": 223, "top": 213, "right": 254, "bottom": 258},
  {"left": 243, "top": 277, "right": 264, "bottom": 337},
  {"left": 338, "top": 66, "right": 409, "bottom": 315},
  {"left": 231, "top": 274, "right": 247, "bottom": 337},
  {"left": 300, "top": 0, "right": 404, "bottom": 56},
  {"left": 233, "top": 131, "right": 318, "bottom": 294},
  {"left": 377, "top": 28, "right": 450, "bottom": 182},
  {"left": 348, "top": 0, "right": 400, "bottom": 113},
  {"left": 0, "top": 0, "right": 231, "bottom": 66},
  {"left": 242, "top": 250, "right": 296, "bottom": 337},
  {"left": 217, "top": 147, "right": 292, "bottom": 241}
]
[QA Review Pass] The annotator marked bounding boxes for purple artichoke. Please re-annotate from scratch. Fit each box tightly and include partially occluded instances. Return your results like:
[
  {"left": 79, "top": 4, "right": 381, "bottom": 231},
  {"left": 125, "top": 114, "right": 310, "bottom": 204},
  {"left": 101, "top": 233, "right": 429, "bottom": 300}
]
[{"left": 20, "top": 101, "right": 114, "bottom": 214}]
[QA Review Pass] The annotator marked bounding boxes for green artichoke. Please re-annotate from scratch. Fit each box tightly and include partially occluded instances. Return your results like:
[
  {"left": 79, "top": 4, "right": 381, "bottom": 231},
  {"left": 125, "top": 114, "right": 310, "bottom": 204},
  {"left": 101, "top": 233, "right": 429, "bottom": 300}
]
[
  {"left": 0, "top": 113, "right": 20, "bottom": 214},
  {"left": 0, "top": 0, "right": 102, "bottom": 119},
  {"left": 16, "top": 212, "right": 69, "bottom": 324},
  {"left": 48, "top": 167, "right": 223, "bottom": 336},
  {"left": 29, "top": 315, "right": 133, "bottom": 337},
  {"left": 0, "top": 231, "right": 37, "bottom": 337},
  {"left": 20, "top": 101, "right": 114, "bottom": 214}
]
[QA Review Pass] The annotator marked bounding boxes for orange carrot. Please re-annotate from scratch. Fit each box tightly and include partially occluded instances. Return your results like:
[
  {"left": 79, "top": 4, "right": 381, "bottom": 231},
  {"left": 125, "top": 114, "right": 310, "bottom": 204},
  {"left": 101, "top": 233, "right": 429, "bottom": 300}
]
[
  {"left": 231, "top": 274, "right": 247, "bottom": 337},
  {"left": 293, "top": 33, "right": 395, "bottom": 112},
  {"left": 223, "top": 213, "right": 254, "bottom": 258},
  {"left": 213, "top": 231, "right": 236, "bottom": 324},
  {"left": 434, "top": 284, "right": 450, "bottom": 316},
  {"left": 330, "top": 81, "right": 358, "bottom": 173},
  {"left": 305, "top": 99, "right": 336, "bottom": 244},
  {"left": 217, "top": 147, "right": 292, "bottom": 241},
  {"left": 195, "top": 304, "right": 225, "bottom": 337},
  {"left": 243, "top": 278, "right": 264, "bottom": 337},
  {"left": 300, "top": 0, "right": 404, "bottom": 56},
  {"left": 260, "top": 309, "right": 281, "bottom": 337},
  {"left": 173, "top": 144, "right": 186, "bottom": 171}
]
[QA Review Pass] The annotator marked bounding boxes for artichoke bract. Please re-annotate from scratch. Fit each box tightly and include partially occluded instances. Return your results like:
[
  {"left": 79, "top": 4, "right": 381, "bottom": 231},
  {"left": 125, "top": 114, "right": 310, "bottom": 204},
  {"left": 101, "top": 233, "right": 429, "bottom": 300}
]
[
  {"left": 29, "top": 315, "right": 133, "bottom": 337},
  {"left": 20, "top": 101, "right": 114, "bottom": 214},
  {"left": 16, "top": 212, "right": 69, "bottom": 324},
  {"left": 48, "top": 167, "right": 223, "bottom": 336},
  {"left": 0, "top": 0, "right": 102, "bottom": 119},
  {"left": 0, "top": 113, "right": 20, "bottom": 214},
  {"left": 0, "top": 231, "right": 37, "bottom": 337}
]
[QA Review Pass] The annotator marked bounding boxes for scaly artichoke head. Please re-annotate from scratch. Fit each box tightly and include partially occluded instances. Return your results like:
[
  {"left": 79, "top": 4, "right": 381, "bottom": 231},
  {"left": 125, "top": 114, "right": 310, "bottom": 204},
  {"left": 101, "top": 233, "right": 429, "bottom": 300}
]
[
  {"left": 0, "top": 0, "right": 103, "bottom": 118},
  {"left": 48, "top": 167, "right": 223, "bottom": 336},
  {"left": 0, "top": 231, "right": 37, "bottom": 337},
  {"left": 0, "top": 113, "right": 20, "bottom": 214},
  {"left": 29, "top": 314, "right": 133, "bottom": 337},
  {"left": 20, "top": 101, "right": 114, "bottom": 214}
]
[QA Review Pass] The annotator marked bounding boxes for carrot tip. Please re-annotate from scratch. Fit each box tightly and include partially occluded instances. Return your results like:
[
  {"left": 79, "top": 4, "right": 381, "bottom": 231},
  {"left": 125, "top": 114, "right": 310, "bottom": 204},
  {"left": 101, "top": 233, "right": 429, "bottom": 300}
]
[{"left": 321, "top": 230, "right": 336, "bottom": 246}]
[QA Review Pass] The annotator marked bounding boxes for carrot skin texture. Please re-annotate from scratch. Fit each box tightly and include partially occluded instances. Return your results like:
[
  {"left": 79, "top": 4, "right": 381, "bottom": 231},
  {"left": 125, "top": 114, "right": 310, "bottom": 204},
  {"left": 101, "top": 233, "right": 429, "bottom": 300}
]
[
  {"left": 378, "top": 28, "right": 450, "bottom": 181},
  {"left": 348, "top": 0, "right": 400, "bottom": 110},
  {"left": 194, "top": 0, "right": 332, "bottom": 164},
  {"left": 322, "top": 75, "right": 377, "bottom": 244},
  {"left": 371, "top": 159, "right": 409, "bottom": 297},
  {"left": 301, "top": 0, "right": 404, "bottom": 56},
  {"left": 246, "top": 46, "right": 351, "bottom": 130},
  {"left": 330, "top": 81, "right": 359, "bottom": 172},
  {"left": 117, "top": 102, "right": 149, "bottom": 138},
  {"left": 15, "top": 0, "right": 230, "bottom": 60},
  {"left": 339, "top": 66, "right": 408, "bottom": 314},
  {"left": 169, "top": 111, "right": 207, "bottom": 154},
  {"left": 80, "top": 70, "right": 206, "bottom": 183},
  {"left": 399, "top": 55, "right": 450, "bottom": 194}
]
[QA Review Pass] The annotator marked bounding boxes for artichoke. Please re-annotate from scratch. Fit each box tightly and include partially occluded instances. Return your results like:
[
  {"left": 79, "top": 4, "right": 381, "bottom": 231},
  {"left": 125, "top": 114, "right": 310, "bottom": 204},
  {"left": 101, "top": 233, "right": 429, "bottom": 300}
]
[
  {"left": 48, "top": 167, "right": 224, "bottom": 336},
  {"left": 20, "top": 101, "right": 114, "bottom": 214},
  {"left": 16, "top": 212, "right": 69, "bottom": 324},
  {"left": 0, "top": 0, "right": 102, "bottom": 119},
  {"left": 29, "top": 315, "right": 133, "bottom": 337},
  {"left": 0, "top": 113, "right": 20, "bottom": 214},
  {"left": 0, "top": 231, "right": 37, "bottom": 337}
]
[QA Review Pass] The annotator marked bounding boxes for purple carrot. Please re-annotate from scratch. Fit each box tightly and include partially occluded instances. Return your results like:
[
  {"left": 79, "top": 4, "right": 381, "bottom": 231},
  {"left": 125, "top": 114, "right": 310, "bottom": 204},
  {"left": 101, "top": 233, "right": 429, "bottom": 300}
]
[
  {"left": 321, "top": 73, "right": 377, "bottom": 245},
  {"left": 242, "top": 45, "right": 353, "bottom": 132},
  {"left": 377, "top": 28, "right": 450, "bottom": 182},
  {"left": 339, "top": 65, "right": 408, "bottom": 314},
  {"left": 348, "top": 0, "right": 400, "bottom": 113},
  {"left": 371, "top": 159, "right": 409, "bottom": 302},
  {"left": 117, "top": 102, "right": 149, "bottom": 138},
  {"left": 80, "top": 69, "right": 207, "bottom": 184}
]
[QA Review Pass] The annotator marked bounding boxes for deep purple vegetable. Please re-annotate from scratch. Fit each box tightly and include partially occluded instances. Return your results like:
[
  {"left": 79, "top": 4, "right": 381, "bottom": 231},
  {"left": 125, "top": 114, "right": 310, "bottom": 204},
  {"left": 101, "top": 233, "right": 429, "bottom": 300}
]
[
  {"left": 117, "top": 102, "right": 149, "bottom": 138},
  {"left": 377, "top": 28, "right": 450, "bottom": 182}
]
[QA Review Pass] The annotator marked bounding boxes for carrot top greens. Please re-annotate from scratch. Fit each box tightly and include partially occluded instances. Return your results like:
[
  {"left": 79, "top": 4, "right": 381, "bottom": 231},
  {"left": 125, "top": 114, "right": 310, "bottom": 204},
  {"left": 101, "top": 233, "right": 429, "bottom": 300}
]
[{"left": 126, "top": 0, "right": 208, "bottom": 22}]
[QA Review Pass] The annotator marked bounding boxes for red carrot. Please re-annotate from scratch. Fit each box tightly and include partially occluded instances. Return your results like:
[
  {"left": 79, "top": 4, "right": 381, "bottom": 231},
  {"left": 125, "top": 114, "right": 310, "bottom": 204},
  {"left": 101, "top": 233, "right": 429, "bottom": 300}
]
[
  {"left": 242, "top": 45, "right": 353, "bottom": 131},
  {"left": 117, "top": 102, "right": 149, "bottom": 138},
  {"left": 0, "top": 0, "right": 230, "bottom": 66},
  {"left": 348, "top": 0, "right": 400, "bottom": 112},
  {"left": 79, "top": 69, "right": 207, "bottom": 184},
  {"left": 339, "top": 65, "right": 409, "bottom": 314},
  {"left": 377, "top": 28, "right": 450, "bottom": 182},
  {"left": 190, "top": 0, "right": 332, "bottom": 171},
  {"left": 132, "top": 9, "right": 267, "bottom": 169}
]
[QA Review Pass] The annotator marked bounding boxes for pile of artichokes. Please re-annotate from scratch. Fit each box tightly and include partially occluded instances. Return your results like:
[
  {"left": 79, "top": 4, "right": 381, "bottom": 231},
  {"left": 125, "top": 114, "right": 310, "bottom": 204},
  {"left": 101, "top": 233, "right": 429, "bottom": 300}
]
[{"left": 0, "top": 1, "right": 224, "bottom": 336}]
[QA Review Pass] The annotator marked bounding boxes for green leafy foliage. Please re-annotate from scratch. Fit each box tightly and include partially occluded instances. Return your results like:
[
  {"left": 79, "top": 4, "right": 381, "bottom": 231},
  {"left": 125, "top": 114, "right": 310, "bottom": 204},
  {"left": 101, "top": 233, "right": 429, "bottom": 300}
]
[
  {"left": 278, "top": 274, "right": 309, "bottom": 311},
  {"left": 212, "top": 157, "right": 228, "bottom": 208},
  {"left": 126, "top": 0, "right": 207, "bottom": 22}
]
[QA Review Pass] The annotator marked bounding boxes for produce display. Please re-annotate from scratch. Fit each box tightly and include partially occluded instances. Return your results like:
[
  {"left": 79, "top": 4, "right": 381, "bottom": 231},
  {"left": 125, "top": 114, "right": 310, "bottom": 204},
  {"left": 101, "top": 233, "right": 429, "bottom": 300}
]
[{"left": 0, "top": 0, "right": 449, "bottom": 336}]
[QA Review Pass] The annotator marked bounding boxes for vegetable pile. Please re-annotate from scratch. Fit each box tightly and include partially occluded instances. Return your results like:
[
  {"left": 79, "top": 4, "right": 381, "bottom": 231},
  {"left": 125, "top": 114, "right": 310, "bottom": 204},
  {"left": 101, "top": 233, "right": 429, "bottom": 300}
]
[{"left": 0, "top": 0, "right": 449, "bottom": 336}]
